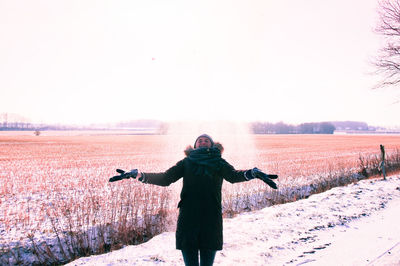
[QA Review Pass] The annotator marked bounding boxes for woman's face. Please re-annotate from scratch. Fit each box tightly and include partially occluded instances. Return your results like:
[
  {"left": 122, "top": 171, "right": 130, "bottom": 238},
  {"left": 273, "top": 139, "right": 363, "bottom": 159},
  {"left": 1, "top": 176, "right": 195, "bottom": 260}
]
[{"left": 195, "top": 137, "right": 212, "bottom": 148}]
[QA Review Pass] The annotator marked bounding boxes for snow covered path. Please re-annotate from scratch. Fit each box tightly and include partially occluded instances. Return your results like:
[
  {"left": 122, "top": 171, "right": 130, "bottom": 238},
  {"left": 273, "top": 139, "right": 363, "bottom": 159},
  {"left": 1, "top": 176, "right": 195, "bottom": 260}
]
[
  {"left": 305, "top": 198, "right": 400, "bottom": 266},
  {"left": 67, "top": 176, "right": 400, "bottom": 266}
]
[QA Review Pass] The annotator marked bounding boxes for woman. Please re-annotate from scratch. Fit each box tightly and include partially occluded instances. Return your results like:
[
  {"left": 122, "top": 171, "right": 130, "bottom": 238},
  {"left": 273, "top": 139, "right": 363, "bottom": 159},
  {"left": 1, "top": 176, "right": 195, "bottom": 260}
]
[{"left": 109, "top": 134, "right": 278, "bottom": 266}]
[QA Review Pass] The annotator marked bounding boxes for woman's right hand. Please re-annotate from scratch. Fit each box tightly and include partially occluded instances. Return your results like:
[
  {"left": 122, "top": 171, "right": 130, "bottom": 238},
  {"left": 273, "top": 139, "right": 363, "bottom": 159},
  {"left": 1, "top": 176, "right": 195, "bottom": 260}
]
[{"left": 109, "top": 169, "right": 139, "bottom": 182}]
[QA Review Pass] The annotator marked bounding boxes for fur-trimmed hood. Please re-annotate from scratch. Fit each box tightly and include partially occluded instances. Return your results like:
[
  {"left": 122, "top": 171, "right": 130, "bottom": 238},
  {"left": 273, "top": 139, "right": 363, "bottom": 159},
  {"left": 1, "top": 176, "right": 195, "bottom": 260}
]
[{"left": 184, "top": 142, "right": 224, "bottom": 156}]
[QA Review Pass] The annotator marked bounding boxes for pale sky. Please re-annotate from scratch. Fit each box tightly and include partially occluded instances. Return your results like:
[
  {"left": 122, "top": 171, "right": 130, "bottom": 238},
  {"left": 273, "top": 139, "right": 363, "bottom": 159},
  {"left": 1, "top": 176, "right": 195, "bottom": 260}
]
[{"left": 1, "top": 0, "right": 399, "bottom": 127}]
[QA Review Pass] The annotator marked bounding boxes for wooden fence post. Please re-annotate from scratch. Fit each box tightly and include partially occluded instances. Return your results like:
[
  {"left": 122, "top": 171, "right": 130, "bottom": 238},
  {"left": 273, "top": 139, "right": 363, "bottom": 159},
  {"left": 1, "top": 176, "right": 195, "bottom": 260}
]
[{"left": 380, "top": 144, "right": 386, "bottom": 180}]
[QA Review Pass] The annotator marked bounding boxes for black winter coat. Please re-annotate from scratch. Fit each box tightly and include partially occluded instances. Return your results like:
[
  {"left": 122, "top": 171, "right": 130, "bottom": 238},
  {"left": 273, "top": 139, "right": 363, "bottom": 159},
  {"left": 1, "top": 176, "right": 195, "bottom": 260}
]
[{"left": 142, "top": 145, "right": 248, "bottom": 250}]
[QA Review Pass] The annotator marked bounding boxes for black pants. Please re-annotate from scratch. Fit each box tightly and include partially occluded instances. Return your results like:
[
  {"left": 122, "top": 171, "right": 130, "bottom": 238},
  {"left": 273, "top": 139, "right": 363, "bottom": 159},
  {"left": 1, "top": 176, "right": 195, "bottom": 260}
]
[{"left": 181, "top": 249, "right": 217, "bottom": 266}]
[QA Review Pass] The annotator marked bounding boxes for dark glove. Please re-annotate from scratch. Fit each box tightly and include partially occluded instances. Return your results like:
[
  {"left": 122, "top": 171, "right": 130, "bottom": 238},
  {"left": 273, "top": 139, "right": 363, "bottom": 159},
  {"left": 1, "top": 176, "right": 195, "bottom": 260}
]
[
  {"left": 109, "top": 169, "right": 138, "bottom": 182},
  {"left": 246, "top": 167, "right": 278, "bottom": 189}
]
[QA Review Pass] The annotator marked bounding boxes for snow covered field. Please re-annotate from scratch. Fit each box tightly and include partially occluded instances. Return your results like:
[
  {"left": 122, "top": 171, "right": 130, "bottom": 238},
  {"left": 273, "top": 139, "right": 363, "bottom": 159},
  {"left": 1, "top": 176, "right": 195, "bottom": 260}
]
[{"left": 67, "top": 175, "right": 400, "bottom": 266}]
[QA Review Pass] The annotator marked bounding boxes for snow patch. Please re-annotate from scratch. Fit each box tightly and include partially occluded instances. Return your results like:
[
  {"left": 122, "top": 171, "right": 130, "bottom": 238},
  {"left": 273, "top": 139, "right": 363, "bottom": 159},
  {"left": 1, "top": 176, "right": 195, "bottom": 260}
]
[{"left": 65, "top": 176, "right": 400, "bottom": 265}]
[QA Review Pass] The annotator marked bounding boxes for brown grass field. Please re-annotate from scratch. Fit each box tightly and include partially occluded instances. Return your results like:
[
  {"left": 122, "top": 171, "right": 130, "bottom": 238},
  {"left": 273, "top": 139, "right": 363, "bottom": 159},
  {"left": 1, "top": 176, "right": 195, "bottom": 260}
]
[{"left": 0, "top": 133, "right": 399, "bottom": 264}]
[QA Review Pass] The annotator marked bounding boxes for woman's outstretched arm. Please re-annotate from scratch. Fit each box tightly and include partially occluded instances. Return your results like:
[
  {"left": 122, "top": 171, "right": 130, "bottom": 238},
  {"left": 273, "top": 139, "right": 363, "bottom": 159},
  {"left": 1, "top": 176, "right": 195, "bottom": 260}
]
[
  {"left": 221, "top": 160, "right": 278, "bottom": 189},
  {"left": 137, "top": 159, "right": 185, "bottom": 187}
]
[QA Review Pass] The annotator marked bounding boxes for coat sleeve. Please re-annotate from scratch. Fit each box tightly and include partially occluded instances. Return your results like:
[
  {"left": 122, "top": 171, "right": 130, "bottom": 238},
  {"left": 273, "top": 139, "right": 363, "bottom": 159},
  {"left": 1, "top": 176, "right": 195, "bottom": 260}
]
[
  {"left": 141, "top": 159, "right": 184, "bottom": 186},
  {"left": 220, "top": 159, "right": 249, "bottom": 184}
]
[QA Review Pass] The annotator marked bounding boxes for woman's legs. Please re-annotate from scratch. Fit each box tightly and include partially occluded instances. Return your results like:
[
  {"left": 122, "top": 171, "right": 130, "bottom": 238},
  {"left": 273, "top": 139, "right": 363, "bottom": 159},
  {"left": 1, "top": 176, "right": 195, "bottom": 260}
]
[
  {"left": 199, "top": 249, "right": 217, "bottom": 266},
  {"left": 181, "top": 249, "right": 199, "bottom": 266},
  {"left": 181, "top": 249, "right": 216, "bottom": 266}
]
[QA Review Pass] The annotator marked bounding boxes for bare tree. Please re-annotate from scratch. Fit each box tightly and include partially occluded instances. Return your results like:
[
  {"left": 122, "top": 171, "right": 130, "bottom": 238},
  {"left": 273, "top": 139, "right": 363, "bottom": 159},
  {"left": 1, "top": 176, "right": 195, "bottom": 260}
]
[{"left": 373, "top": 0, "right": 400, "bottom": 88}]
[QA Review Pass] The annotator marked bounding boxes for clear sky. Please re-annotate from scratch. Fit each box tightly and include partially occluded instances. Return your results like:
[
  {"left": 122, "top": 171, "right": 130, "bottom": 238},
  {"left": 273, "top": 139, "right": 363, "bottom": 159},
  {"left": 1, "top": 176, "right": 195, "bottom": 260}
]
[{"left": 1, "top": 0, "right": 399, "bottom": 127}]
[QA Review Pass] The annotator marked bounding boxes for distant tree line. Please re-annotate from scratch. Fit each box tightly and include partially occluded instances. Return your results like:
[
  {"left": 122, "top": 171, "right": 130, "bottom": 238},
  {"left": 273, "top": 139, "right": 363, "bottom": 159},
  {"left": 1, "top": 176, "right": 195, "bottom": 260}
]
[
  {"left": 2, "top": 112, "right": 377, "bottom": 135},
  {"left": 251, "top": 121, "right": 336, "bottom": 134},
  {"left": 329, "top": 121, "right": 369, "bottom": 131},
  {"left": 0, "top": 113, "right": 77, "bottom": 131},
  {"left": 0, "top": 114, "right": 169, "bottom": 133},
  {"left": 0, "top": 113, "right": 35, "bottom": 130}
]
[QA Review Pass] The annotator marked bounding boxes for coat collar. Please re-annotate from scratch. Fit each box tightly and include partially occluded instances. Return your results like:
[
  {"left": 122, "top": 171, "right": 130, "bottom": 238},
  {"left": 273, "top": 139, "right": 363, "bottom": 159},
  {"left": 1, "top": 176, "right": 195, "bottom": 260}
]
[{"left": 184, "top": 142, "right": 224, "bottom": 156}]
